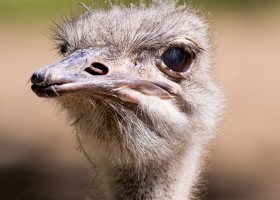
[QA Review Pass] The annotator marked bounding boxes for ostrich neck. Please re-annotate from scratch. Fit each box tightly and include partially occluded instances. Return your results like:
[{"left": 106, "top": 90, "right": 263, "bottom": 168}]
[{"left": 87, "top": 143, "right": 202, "bottom": 200}]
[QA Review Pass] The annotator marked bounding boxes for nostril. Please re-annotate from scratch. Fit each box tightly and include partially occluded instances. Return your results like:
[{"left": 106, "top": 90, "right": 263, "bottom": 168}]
[{"left": 85, "top": 62, "right": 109, "bottom": 76}]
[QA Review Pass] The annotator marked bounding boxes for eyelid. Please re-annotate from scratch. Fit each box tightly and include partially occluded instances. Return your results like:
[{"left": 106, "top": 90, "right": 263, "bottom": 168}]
[
  {"left": 180, "top": 36, "right": 200, "bottom": 47},
  {"left": 155, "top": 58, "right": 185, "bottom": 79},
  {"left": 172, "top": 36, "right": 200, "bottom": 47},
  {"left": 158, "top": 37, "right": 202, "bottom": 58}
]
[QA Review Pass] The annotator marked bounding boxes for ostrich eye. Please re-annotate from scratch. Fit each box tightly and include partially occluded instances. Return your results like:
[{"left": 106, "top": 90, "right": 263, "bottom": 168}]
[
  {"left": 161, "top": 47, "right": 193, "bottom": 72},
  {"left": 60, "top": 43, "right": 68, "bottom": 55}
]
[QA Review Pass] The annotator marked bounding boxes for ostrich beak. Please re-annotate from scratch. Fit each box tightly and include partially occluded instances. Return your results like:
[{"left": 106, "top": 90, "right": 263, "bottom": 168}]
[{"left": 31, "top": 48, "right": 178, "bottom": 103}]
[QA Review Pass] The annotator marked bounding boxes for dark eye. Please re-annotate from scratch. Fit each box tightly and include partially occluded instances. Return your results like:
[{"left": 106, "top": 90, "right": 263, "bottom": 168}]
[
  {"left": 60, "top": 43, "right": 68, "bottom": 55},
  {"left": 160, "top": 47, "right": 193, "bottom": 72}
]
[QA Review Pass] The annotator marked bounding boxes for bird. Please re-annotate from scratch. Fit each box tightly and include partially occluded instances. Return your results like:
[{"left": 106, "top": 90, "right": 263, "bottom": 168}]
[{"left": 30, "top": 1, "right": 223, "bottom": 200}]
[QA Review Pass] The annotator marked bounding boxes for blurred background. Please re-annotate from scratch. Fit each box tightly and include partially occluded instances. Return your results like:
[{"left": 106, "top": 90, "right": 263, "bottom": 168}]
[{"left": 0, "top": 0, "right": 280, "bottom": 199}]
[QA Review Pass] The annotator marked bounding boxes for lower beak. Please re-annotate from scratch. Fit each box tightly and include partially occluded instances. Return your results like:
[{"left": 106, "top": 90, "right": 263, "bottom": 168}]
[{"left": 31, "top": 75, "right": 178, "bottom": 103}]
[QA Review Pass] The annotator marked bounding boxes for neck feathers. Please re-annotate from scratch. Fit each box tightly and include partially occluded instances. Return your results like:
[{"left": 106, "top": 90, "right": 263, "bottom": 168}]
[{"left": 86, "top": 141, "right": 202, "bottom": 200}]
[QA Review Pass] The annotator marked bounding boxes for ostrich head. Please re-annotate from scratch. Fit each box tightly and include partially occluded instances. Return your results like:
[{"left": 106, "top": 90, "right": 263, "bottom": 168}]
[{"left": 31, "top": 2, "right": 223, "bottom": 199}]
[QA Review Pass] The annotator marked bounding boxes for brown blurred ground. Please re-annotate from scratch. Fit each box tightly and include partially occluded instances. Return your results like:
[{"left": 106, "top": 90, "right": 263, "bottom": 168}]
[{"left": 0, "top": 11, "right": 280, "bottom": 200}]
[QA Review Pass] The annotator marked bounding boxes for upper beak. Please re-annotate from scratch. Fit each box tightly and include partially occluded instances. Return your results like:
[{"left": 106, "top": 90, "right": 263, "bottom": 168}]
[{"left": 31, "top": 48, "right": 179, "bottom": 103}]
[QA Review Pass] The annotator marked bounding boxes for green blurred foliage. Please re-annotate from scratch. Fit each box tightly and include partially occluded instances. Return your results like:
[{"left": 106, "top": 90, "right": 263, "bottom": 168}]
[
  {"left": 0, "top": 0, "right": 279, "bottom": 23},
  {"left": 186, "top": 0, "right": 280, "bottom": 9}
]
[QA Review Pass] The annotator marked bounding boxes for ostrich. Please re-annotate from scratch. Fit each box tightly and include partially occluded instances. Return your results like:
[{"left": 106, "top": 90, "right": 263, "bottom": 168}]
[{"left": 31, "top": 2, "right": 223, "bottom": 200}]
